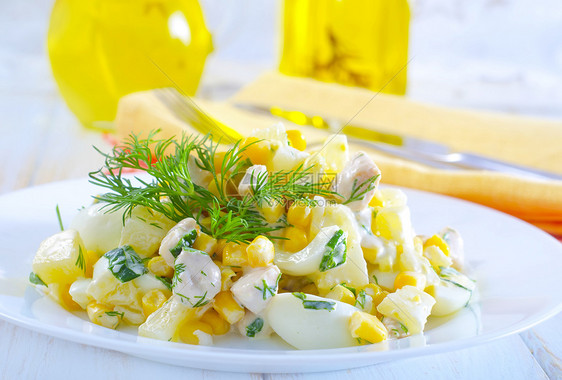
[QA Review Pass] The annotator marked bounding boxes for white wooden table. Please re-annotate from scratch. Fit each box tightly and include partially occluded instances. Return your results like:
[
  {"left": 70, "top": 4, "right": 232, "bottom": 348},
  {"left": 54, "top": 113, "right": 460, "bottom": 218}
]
[{"left": 1, "top": 1, "right": 561, "bottom": 379}]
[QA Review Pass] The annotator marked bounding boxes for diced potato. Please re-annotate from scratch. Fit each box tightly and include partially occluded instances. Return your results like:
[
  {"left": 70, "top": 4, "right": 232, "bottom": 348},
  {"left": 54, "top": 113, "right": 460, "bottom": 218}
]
[
  {"left": 86, "top": 256, "right": 142, "bottom": 311},
  {"left": 87, "top": 302, "right": 121, "bottom": 329},
  {"left": 147, "top": 256, "right": 173, "bottom": 278},
  {"left": 349, "top": 311, "right": 388, "bottom": 343},
  {"left": 114, "top": 304, "right": 146, "bottom": 325},
  {"left": 213, "top": 291, "right": 245, "bottom": 324},
  {"left": 369, "top": 268, "right": 398, "bottom": 291},
  {"left": 141, "top": 289, "right": 169, "bottom": 317},
  {"left": 138, "top": 295, "right": 210, "bottom": 341},
  {"left": 47, "top": 282, "right": 81, "bottom": 311},
  {"left": 133, "top": 273, "right": 171, "bottom": 296},
  {"left": 423, "top": 245, "right": 453, "bottom": 270},
  {"left": 325, "top": 285, "right": 356, "bottom": 306},
  {"left": 32, "top": 229, "right": 86, "bottom": 285},
  {"left": 374, "top": 206, "right": 414, "bottom": 244},
  {"left": 200, "top": 308, "right": 230, "bottom": 335},
  {"left": 377, "top": 286, "right": 435, "bottom": 335},
  {"left": 119, "top": 206, "right": 176, "bottom": 258},
  {"left": 178, "top": 320, "right": 213, "bottom": 345}
]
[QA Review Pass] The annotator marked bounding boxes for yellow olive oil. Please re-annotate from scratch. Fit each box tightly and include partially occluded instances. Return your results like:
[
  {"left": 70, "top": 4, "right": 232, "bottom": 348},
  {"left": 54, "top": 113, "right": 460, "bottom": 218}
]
[
  {"left": 280, "top": 0, "right": 410, "bottom": 95},
  {"left": 48, "top": 0, "right": 213, "bottom": 130}
]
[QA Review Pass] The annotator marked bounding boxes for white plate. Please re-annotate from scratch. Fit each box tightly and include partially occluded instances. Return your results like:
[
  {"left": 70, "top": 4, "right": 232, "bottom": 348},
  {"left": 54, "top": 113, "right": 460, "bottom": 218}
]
[{"left": 0, "top": 177, "right": 561, "bottom": 373}]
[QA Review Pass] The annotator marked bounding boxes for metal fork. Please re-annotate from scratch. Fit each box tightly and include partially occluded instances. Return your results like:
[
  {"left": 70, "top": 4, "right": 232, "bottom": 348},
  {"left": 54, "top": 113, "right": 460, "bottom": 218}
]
[{"left": 154, "top": 88, "right": 243, "bottom": 143}]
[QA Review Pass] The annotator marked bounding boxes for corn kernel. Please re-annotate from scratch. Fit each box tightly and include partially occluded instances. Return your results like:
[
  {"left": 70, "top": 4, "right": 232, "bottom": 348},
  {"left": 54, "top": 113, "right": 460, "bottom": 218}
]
[
  {"left": 85, "top": 250, "right": 99, "bottom": 278},
  {"left": 246, "top": 236, "right": 275, "bottom": 267},
  {"left": 349, "top": 311, "right": 388, "bottom": 343},
  {"left": 213, "top": 291, "right": 245, "bottom": 324},
  {"left": 287, "top": 203, "right": 312, "bottom": 229},
  {"left": 362, "top": 247, "right": 378, "bottom": 264},
  {"left": 301, "top": 282, "right": 319, "bottom": 296},
  {"left": 284, "top": 227, "right": 308, "bottom": 253},
  {"left": 147, "top": 256, "right": 173, "bottom": 278},
  {"left": 286, "top": 129, "right": 307, "bottom": 151},
  {"left": 259, "top": 201, "right": 284, "bottom": 224},
  {"left": 213, "top": 239, "right": 227, "bottom": 260},
  {"left": 362, "top": 283, "right": 386, "bottom": 307},
  {"left": 394, "top": 271, "right": 427, "bottom": 290},
  {"left": 220, "top": 267, "right": 237, "bottom": 291},
  {"left": 200, "top": 308, "right": 230, "bottom": 335},
  {"left": 424, "top": 245, "right": 453, "bottom": 270},
  {"left": 87, "top": 301, "right": 121, "bottom": 329},
  {"left": 47, "top": 283, "right": 81, "bottom": 311},
  {"left": 222, "top": 242, "right": 248, "bottom": 266},
  {"left": 326, "top": 285, "right": 356, "bottom": 305},
  {"left": 193, "top": 233, "right": 218, "bottom": 255},
  {"left": 178, "top": 320, "right": 213, "bottom": 345},
  {"left": 240, "top": 137, "right": 271, "bottom": 166},
  {"left": 142, "top": 289, "right": 168, "bottom": 317},
  {"left": 368, "top": 189, "right": 385, "bottom": 208},
  {"left": 424, "top": 234, "right": 450, "bottom": 256}
]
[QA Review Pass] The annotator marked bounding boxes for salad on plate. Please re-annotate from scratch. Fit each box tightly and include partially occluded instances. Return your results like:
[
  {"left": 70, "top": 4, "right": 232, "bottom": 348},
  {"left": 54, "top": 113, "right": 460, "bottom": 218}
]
[{"left": 29, "top": 124, "right": 476, "bottom": 350}]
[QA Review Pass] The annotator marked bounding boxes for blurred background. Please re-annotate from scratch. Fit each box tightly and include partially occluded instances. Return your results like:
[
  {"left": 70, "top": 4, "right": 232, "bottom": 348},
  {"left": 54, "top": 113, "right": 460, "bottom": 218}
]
[
  {"left": 0, "top": 0, "right": 561, "bottom": 191},
  {"left": 2, "top": 0, "right": 561, "bottom": 116}
]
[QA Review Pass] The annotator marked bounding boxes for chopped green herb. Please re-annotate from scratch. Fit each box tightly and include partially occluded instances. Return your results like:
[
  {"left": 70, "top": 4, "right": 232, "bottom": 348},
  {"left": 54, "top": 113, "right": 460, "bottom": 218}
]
[
  {"left": 177, "top": 292, "right": 210, "bottom": 308},
  {"left": 172, "top": 263, "right": 186, "bottom": 288},
  {"left": 75, "top": 245, "right": 86, "bottom": 273},
  {"left": 192, "top": 292, "right": 210, "bottom": 307},
  {"left": 169, "top": 229, "right": 198, "bottom": 258},
  {"left": 104, "top": 245, "right": 147, "bottom": 282},
  {"left": 105, "top": 311, "right": 124, "bottom": 318},
  {"left": 439, "top": 266, "right": 476, "bottom": 291},
  {"left": 399, "top": 322, "right": 408, "bottom": 334},
  {"left": 254, "top": 273, "right": 281, "bottom": 300},
  {"left": 246, "top": 317, "right": 264, "bottom": 337},
  {"left": 355, "top": 289, "right": 367, "bottom": 309},
  {"left": 319, "top": 229, "right": 347, "bottom": 272},
  {"left": 29, "top": 272, "right": 47, "bottom": 287},
  {"left": 360, "top": 224, "right": 374, "bottom": 237},
  {"left": 55, "top": 204, "right": 64, "bottom": 231},
  {"left": 155, "top": 275, "right": 173, "bottom": 291},
  {"left": 342, "top": 174, "right": 380, "bottom": 205},
  {"left": 292, "top": 292, "right": 335, "bottom": 311},
  {"left": 340, "top": 283, "right": 357, "bottom": 296},
  {"left": 372, "top": 274, "right": 379, "bottom": 286}
]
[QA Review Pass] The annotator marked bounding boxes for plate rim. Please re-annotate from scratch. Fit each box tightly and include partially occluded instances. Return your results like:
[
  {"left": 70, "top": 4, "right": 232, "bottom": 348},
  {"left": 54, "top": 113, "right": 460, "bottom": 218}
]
[{"left": 1, "top": 176, "right": 561, "bottom": 371}]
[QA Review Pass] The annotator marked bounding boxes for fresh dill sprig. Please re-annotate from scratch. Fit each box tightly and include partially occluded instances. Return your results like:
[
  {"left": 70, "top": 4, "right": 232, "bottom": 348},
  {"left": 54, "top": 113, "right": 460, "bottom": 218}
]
[
  {"left": 89, "top": 130, "right": 341, "bottom": 244},
  {"left": 342, "top": 174, "right": 381, "bottom": 205},
  {"left": 55, "top": 204, "right": 64, "bottom": 231},
  {"left": 75, "top": 246, "right": 86, "bottom": 273}
]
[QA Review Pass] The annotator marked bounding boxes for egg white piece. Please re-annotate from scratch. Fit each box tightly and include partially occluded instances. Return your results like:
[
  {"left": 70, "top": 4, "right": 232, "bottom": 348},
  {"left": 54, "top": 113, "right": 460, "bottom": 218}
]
[{"left": 266, "top": 293, "right": 359, "bottom": 349}]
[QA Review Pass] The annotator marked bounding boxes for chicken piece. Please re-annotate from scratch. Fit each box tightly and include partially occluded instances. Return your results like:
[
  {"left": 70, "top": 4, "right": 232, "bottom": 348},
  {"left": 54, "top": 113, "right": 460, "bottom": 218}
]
[
  {"left": 172, "top": 249, "right": 221, "bottom": 308},
  {"left": 238, "top": 165, "right": 268, "bottom": 197},
  {"left": 230, "top": 265, "right": 281, "bottom": 314},
  {"left": 332, "top": 152, "right": 381, "bottom": 211},
  {"left": 159, "top": 218, "right": 200, "bottom": 267}
]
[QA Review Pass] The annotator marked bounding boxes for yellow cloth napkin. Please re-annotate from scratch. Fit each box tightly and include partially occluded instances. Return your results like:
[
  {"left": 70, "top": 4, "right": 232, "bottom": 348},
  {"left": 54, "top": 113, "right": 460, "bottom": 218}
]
[
  {"left": 114, "top": 76, "right": 562, "bottom": 238},
  {"left": 231, "top": 73, "right": 562, "bottom": 237}
]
